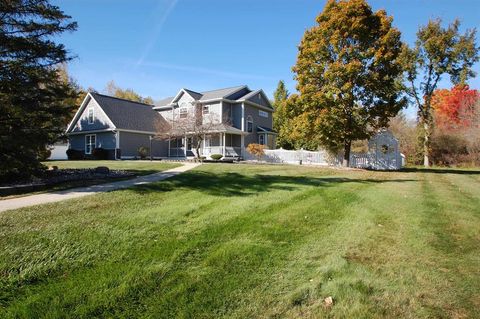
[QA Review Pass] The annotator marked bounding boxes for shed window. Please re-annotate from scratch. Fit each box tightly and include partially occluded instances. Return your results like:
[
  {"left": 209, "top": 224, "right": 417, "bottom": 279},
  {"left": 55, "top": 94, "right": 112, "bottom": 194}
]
[
  {"left": 259, "top": 134, "right": 265, "bottom": 145},
  {"left": 203, "top": 105, "right": 209, "bottom": 114},
  {"left": 88, "top": 108, "right": 94, "bottom": 124},
  {"left": 85, "top": 134, "right": 96, "bottom": 154}
]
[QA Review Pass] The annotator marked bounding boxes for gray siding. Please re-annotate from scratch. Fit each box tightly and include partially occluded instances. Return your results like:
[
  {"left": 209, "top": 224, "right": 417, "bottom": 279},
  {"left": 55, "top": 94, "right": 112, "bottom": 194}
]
[
  {"left": 70, "top": 97, "right": 113, "bottom": 132},
  {"left": 118, "top": 131, "right": 168, "bottom": 158},
  {"left": 244, "top": 104, "right": 273, "bottom": 146},
  {"left": 69, "top": 132, "right": 116, "bottom": 151},
  {"left": 222, "top": 102, "right": 242, "bottom": 128},
  {"left": 246, "top": 92, "right": 272, "bottom": 109}
]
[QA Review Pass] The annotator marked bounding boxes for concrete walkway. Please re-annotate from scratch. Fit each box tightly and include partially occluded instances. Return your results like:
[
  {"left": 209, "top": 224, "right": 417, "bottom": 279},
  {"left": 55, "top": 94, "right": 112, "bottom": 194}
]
[{"left": 0, "top": 163, "right": 201, "bottom": 213}]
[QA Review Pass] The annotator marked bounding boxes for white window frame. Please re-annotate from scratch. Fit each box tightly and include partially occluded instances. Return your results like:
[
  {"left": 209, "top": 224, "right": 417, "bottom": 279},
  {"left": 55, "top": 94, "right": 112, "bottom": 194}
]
[
  {"left": 259, "top": 110, "right": 268, "bottom": 118},
  {"left": 259, "top": 134, "right": 265, "bottom": 145},
  {"left": 179, "top": 107, "right": 187, "bottom": 119},
  {"left": 247, "top": 116, "right": 253, "bottom": 133},
  {"left": 87, "top": 107, "right": 94, "bottom": 124},
  {"left": 85, "top": 134, "right": 96, "bottom": 154}
]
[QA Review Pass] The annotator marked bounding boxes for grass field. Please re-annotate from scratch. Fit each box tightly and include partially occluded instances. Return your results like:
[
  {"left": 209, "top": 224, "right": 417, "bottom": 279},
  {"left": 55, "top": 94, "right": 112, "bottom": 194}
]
[{"left": 1, "top": 164, "right": 479, "bottom": 318}]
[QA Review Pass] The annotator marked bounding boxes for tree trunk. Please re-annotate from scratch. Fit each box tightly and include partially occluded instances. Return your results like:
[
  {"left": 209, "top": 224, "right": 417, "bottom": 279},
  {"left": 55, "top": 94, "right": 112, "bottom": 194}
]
[
  {"left": 195, "top": 139, "right": 202, "bottom": 162},
  {"left": 423, "top": 121, "right": 430, "bottom": 167},
  {"left": 342, "top": 140, "right": 351, "bottom": 167}
]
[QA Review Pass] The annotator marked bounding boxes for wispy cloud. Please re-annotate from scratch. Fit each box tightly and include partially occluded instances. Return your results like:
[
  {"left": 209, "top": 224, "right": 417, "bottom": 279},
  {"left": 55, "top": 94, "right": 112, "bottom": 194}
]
[
  {"left": 138, "top": 61, "right": 276, "bottom": 80},
  {"left": 136, "top": 0, "right": 179, "bottom": 66}
]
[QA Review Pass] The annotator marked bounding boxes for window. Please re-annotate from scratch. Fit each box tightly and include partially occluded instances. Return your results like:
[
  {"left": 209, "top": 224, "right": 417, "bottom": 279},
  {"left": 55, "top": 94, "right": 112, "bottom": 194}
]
[
  {"left": 88, "top": 108, "right": 94, "bottom": 124},
  {"left": 247, "top": 116, "right": 253, "bottom": 133},
  {"left": 179, "top": 108, "right": 187, "bottom": 118},
  {"left": 203, "top": 105, "right": 209, "bottom": 114},
  {"left": 85, "top": 134, "right": 96, "bottom": 154},
  {"left": 259, "top": 110, "right": 268, "bottom": 118},
  {"left": 259, "top": 134, "right": 265, "bottom": 145}
]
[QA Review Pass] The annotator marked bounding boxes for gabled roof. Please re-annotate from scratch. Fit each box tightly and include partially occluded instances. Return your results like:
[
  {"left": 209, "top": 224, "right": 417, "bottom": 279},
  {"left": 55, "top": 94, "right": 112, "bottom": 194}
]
[
  {"left": 154, "top": 85, "right": 248, "bottom": 108},
  {"left": 67, "top": 92, "right": 164, "bottom": 133}
]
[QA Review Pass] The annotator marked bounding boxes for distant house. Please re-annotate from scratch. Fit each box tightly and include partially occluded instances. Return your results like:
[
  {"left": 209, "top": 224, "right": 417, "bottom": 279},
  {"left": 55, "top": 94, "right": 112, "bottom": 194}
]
[{"left": 66, "top": 85, "right": 276, "bottom": 159}]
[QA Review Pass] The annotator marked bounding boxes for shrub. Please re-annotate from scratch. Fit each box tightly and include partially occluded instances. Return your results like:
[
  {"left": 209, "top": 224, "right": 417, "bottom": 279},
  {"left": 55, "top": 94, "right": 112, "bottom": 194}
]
[
  {"left": 138, "top": 146, "right": 149, "bottom": 160},
  {"left": 210, "top": 154, "right": 223, "bottom": 161},
  {"left": 37, "top": 146, "right": 52, "bottom": 161},
  {"left": 66, "top": 149, "right": 84, "bottom": 160},
  {"left": 246, "top": 143, "right": 266, "bottom": 160},
  {"left": 92, "top": 148, "right": 109, "bottom": 160}
]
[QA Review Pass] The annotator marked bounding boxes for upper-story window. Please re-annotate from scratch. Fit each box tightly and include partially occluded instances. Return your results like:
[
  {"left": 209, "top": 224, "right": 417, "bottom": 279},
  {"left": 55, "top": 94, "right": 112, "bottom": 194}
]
[
  {"left": 179, "top": 108, "right": 187, "bottom": 119},
  {"left": 247, "top": 115, "right": 253, "bottom": 133},
  {"left": 203, "top": 105, "right": 209, "bottom": 114},
  {"left": 88, "top": 108, "right": 94, "bottom": 124},
  {"left": 259, "top": 110, "right": 268, "bottom": 118}
]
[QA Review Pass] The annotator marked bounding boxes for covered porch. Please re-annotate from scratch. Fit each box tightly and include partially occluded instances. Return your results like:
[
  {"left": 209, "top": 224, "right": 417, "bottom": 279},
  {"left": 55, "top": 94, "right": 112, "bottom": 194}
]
[{"left": 168, "top": 125, "right": 247, "bottom": 159}]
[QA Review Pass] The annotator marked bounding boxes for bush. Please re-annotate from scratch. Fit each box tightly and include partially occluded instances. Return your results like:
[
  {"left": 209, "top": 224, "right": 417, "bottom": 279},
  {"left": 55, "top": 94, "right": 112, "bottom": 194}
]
[
  {"left": 431, "top": 133, "right": 469, "bottom": 166},
  {"left": 210, "top": 154, "right": 223, "bottom": 161},
  {"left": 66, "top": 149, "right": 84, "bottom": 160},
  {"left": 92, "top": 148, "right": 109, "bottom": 160},
  {"left": 246, "top": 143, "right": 266, "bottom": 160},
  {"left": 138, "top": 146, "right": 149, "bottom": 160},
  {"left": 37, "top": 146, "right": 52, "bottom": 161}
]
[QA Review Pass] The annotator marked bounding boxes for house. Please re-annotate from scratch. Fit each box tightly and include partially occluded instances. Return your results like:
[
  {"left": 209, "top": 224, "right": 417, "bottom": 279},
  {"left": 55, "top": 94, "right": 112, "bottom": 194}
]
[{"left": 66, "top": 85, "right": 276, "bottom": 159}]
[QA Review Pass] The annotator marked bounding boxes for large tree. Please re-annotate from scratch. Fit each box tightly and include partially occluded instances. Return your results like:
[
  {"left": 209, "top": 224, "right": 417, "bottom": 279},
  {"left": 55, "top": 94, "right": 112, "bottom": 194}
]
[
  {"left": 400, "top": 19, "right": 478, "bottom": 167},
  {"left": 0, "top": 0, "right": 77, "bottom": 181},
  {"left": 105, "top": 80, "right": 154, "bottom": 105},
  {"left": 293, "top": 0, "right": 405, "bottom": 166}
]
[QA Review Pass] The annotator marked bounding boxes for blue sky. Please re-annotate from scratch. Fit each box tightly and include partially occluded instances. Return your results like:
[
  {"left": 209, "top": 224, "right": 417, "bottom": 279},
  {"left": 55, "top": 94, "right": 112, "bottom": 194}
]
[{"left": 55, "top": 0, "right": 479, "bottom": 115}]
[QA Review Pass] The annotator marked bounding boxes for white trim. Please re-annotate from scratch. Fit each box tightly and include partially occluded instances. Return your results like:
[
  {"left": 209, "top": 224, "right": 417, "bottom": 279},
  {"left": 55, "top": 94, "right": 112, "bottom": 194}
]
[
  {"left": 241, "top": 102, "right": 245, "bottom": 131},
  {"left": 66, "top": 92, "right": 117, "bottom": 133},
  {"left": 116, "top": 131, "right": 120, "bottom": 148},
  {"left": 85, "top": 134, "right": 96, "bottom": 154},
  {"left": 68, "top": 129, "right": 114, "bottom": 135}
]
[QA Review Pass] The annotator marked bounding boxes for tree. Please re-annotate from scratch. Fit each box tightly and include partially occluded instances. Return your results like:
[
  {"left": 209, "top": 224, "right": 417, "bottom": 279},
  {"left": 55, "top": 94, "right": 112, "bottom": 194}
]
[
  {"left": 400, "top": 19, "right": 478, "bottom": 167},
  {"left": 292, "top": 0, "right": 405, "bottom": 166},
  {"left": 431, "top": 85, "right": 480, "bottom": 130},
  {"left": 0, "top": 0, "right": 77, "bottom": 181},
  {"left": 272, "top": 80, "right": 292, "bottom": 149},
  {"left": 246, "top": 143, "right": 266, "bottom": 160},
  {"left": 105, "top": 80, "right": 154, "bottom": 105},
  {"left": 155, "top": 103, "right": 224, "bottom": 161}
]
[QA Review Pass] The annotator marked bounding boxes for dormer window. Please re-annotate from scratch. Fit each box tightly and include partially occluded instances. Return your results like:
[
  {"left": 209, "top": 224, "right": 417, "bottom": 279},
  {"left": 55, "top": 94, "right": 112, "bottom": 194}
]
[
  {"left": 247, "top": 116, "right": 253, "bottom": 133},
  {"left": 88, "top": 108, "right": 94, "bottom": 124},
  {"left": 179, "top": 108, "right": 187, "bottom": 119}
]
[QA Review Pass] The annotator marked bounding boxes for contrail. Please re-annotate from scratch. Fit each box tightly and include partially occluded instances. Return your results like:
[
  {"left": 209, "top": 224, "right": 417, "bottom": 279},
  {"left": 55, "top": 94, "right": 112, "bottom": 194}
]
[{"left": 136, "top": 0, "right": 179, "bottom": 66}]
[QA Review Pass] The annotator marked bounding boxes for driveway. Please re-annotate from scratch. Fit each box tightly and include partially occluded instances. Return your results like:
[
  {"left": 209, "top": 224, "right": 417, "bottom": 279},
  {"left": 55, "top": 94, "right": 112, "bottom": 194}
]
[{"left": 0, "top": 163, "right": 200, "bottom": 213}]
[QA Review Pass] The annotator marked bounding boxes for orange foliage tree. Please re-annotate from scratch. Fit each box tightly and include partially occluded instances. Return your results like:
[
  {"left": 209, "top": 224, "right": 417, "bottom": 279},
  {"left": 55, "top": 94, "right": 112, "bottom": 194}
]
[{"left": 432, "top": 85, "right": 480, "bottom": 130}]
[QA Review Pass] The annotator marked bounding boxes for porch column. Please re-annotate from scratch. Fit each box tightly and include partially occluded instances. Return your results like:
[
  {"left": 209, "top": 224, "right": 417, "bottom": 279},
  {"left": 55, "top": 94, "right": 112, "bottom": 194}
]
[
  {"left": 222, "top": 133, "right": 226, "bottom": 156},
  {"left": 168, "top": 137, "right": 171, "bottom": 157},
  {"left": 241, "top": 135, "right": 245, "bottom": 158}
]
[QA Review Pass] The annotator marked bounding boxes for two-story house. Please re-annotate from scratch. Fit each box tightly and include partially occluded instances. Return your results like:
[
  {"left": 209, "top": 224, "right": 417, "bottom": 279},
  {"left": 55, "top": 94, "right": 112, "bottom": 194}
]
[
  {"left": 154, "top": 85, "right": 276, "bottom": 158},
  {"left": 66, "top": 85, "right": 275, "bottom": 159}
]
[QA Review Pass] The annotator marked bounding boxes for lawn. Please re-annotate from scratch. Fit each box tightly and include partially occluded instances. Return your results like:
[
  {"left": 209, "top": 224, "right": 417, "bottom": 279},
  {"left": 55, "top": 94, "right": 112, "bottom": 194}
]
[
  {"left": 43, "top": 160, "right": 181, "bottom": 176},
  {"left": 0, "top": 164, "right": 479, "bottom": 318}
]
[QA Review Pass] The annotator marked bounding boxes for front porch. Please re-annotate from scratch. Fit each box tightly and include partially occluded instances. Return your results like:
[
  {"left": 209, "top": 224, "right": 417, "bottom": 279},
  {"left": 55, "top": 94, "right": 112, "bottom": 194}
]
[{"left": 168, "top": 132, "right": 244, "bottom": 159}]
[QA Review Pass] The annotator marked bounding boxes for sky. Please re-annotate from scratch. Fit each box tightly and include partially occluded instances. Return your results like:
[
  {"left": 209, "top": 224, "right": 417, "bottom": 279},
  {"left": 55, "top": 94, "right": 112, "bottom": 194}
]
[{"left": 54, "top": 0, "right": 480, "bottom": 116}]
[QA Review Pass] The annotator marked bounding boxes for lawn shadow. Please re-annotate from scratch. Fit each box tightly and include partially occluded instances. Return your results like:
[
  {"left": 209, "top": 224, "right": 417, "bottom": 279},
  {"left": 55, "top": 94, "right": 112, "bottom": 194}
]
[
  {"left": 132, "top": 171, "right": 416, "bottom": 197},
  {"left": 401, "top": 167, "right": 480, "bottom": 175}
]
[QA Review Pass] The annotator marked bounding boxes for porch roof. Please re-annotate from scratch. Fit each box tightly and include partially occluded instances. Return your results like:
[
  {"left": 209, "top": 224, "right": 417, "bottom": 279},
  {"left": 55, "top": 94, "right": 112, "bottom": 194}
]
[{"left": 257, "top": 126, "right": 278, "bottom": 135}]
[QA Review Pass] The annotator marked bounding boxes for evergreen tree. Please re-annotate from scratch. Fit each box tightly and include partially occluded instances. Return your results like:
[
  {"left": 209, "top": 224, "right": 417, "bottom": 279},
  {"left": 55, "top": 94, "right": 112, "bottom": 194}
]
[
  {"left": 0, "top": 0, "right": 77, "bottom": 181},
  {"left": 292, "top": 0, "right": 406, "bottom": 166},
  {"left": 272, "top": 80, "right": 291, "bottom": 148}
]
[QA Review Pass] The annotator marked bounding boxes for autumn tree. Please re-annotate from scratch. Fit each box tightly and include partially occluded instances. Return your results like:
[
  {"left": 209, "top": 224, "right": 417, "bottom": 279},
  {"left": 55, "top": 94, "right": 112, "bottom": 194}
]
[
  {"left": 105, "top": 80, "right": 154, "bottom": 104},
  {"left": 400, "top": 19, "right": 478, "bottom": 167},
  {"left": 431, "top": 85, "right": 480, "bottom": 130},
  {"left": 293, "top": 0, "right": 405, "bottom": 166},
  {"left": 0, "top": 0, "right": 77, "bottom": 181}
]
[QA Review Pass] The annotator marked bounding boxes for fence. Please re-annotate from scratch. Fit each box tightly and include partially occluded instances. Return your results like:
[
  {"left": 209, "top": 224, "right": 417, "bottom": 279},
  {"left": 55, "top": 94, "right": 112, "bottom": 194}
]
[{"left": 243, "top": 148, "right": 330, "bottom": 165}]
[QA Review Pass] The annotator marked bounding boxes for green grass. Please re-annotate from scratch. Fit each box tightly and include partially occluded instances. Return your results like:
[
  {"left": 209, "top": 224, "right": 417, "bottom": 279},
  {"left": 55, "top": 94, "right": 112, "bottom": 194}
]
[
  {"left": 1, "top": 164, "right": 479, "bottom": 318},
  {"left": 0, "top": 161, "right": 181, "bottom": 199},
  {"left": 43, "top": 160, "right": 181, "bottom": 176}
]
